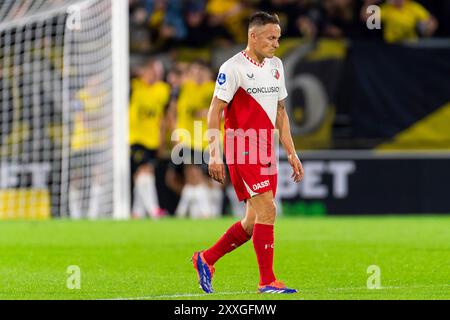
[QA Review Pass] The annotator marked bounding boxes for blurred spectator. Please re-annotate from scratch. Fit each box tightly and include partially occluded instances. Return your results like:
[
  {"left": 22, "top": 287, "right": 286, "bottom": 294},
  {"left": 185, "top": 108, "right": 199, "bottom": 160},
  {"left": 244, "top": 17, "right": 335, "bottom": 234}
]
[
  {"left": 297, "top": 0, "right": 365, "bottom": 39},
  {"left": 184, "top": 0, "right": 234, "bottom": 47},
  {"left": 259, "top": 0, "right": 311, "bottom": 37},
  {"left": 130, "top": 0, "right": 187, "bottom": 52},
  {"left": 129, "top": 0, "right": 152, "bottom": 52},
  {"left": 206, "top": 0, "right": 251, "bottom": 44},
  {"left": 129, "top": 0, "right": 449, "bottom": 53},
  {"left": 361, "top": 0, "right": 438, "bottom": 43},
  {"left": 323, "top": 0, "right": 365, "bottom": 38},
  {"left": 183, "top": 0, "right": 210, "bottom": 47}
]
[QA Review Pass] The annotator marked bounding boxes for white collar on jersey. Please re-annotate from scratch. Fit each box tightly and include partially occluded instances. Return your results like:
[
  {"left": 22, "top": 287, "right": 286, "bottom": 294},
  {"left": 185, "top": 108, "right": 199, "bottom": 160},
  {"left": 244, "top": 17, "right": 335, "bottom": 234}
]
[{"left": 241, "top": 50, "right": 266, "bottom": 67}]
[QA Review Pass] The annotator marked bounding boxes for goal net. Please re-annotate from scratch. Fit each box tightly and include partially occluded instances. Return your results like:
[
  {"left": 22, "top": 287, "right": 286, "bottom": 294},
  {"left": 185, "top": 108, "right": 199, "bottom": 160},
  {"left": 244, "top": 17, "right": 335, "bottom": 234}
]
[{"left": 0, "top": 0, "right": 129, "bottom": 219}]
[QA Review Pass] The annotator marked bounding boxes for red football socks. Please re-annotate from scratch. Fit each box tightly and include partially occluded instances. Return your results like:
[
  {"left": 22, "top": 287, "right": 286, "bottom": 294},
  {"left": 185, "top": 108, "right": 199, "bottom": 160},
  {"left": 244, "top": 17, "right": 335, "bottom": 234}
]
[
  {"left": 253, "top": 223, "right": 276, "bottom": 286},
  {"left": 203, "top": 221, "right": 252, "bottom": 266}
]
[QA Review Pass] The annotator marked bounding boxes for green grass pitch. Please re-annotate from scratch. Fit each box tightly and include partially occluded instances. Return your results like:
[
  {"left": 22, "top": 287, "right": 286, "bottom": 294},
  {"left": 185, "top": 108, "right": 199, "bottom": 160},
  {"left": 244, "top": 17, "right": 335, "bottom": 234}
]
[{"left": 0, "top": 216, "right": 448, "bottom": 300}]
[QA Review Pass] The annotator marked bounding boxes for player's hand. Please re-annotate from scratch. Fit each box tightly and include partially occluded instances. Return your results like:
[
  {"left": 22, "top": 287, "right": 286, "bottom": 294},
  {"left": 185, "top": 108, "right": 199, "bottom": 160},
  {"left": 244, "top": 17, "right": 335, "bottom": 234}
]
[
  {"left": 208, "top": 160, "right": 225, "bottom": 184},
  {"left": 287, "top": 153, "right": 304, "bottom": 183}
]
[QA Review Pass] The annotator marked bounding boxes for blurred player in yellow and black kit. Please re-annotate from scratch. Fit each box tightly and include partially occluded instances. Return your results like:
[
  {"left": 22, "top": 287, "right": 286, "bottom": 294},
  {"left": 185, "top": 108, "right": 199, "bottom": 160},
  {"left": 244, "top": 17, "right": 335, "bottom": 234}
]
[
  {"left": 169, "top": 60, "right": 223, "bottom": 218},
  {"left": 129, "top": 59, "right": 169, "bottom": 218},
  {"left": 70, "top": 75, "right": 107, "bottom": 219}
]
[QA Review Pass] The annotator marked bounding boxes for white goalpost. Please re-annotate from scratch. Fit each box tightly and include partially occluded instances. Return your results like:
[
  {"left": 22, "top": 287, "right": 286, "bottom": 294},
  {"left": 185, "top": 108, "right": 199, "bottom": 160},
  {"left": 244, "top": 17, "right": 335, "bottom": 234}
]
[{"left": 0, "top": 0, "right": 130, "bottom": 220}]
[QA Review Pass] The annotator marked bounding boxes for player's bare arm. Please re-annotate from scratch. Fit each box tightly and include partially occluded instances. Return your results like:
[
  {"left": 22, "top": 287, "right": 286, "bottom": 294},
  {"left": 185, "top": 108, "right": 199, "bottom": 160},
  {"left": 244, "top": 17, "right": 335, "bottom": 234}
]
[
  {"left": 166, "top": 97, "right": 178, "bottom": 133},
  {"left": 207, "top": 96, "right": 227, "bottom": 184},
  {"left": 158, "top": 102, "right": 172, "bottom": 158},
  {"left": 275, "top": 99, "right": 304, "bottom": 183}
]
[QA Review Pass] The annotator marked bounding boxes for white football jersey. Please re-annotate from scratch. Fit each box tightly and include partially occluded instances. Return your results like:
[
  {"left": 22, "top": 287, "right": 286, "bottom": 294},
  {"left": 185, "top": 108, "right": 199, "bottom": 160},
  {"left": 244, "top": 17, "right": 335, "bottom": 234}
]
[{"left": 214, "top": 50, "right": 288, "bottom": 131}]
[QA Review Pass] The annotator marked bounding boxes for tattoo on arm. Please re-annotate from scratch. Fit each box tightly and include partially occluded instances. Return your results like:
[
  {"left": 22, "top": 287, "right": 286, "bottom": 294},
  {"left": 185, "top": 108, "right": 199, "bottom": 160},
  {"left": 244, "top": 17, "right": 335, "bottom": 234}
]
[
  {"left": 276, "top": 100, "right": 296, "bottom": 155},
  {"left": 276, "top": 100, "right": 286, "bottom": 129}
]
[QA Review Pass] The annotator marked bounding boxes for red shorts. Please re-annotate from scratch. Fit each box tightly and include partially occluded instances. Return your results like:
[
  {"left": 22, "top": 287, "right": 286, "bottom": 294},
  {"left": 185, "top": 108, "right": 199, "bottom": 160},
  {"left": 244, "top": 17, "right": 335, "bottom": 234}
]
[{"left": 227, "top": 163, "right": 277, "bottom": 202}]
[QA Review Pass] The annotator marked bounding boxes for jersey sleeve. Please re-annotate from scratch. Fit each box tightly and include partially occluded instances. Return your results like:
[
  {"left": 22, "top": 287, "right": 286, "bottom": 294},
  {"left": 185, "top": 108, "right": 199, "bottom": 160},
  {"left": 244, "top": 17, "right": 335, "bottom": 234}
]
[
  {"left": 128, "top": 89, "right": 139, "bottom": 132},
  {"left": 412, "top": 2, "right": 430, "bottom": 22},
  {"left": 278, "top": 60, "right": 288, "bottom": 101},
  {"left": 161, "top": 82, "right": 171, "bottom": 108},
  {"left": 214, "top": 62, "right": 239, "bottom": 103}
]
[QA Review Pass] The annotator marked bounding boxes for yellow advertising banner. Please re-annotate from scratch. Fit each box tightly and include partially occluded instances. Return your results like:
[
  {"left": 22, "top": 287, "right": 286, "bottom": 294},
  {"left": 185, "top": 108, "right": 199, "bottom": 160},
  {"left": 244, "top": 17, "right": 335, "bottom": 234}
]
[{"left": 0, "top": 189, "right": 50, "bottom": 220}]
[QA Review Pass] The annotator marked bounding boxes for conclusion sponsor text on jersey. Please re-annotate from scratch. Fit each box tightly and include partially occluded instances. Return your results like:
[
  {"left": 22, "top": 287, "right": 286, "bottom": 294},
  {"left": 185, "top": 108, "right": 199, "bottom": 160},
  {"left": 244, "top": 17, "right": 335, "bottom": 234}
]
[{"left": 246, "top": 87, "right": 280, "bottom": 95}]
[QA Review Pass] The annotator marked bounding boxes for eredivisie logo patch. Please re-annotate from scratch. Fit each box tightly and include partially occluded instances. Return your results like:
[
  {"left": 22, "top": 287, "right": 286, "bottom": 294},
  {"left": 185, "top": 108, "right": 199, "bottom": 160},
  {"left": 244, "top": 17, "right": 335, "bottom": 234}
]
[{"left": 217, "top": 73, "right": 226, "bottom": 85}]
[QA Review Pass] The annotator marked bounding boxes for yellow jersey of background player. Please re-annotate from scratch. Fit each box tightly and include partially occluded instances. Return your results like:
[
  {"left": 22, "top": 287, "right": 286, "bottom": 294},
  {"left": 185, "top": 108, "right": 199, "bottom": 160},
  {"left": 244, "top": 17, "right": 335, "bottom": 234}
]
[
  {"left": 129, "top": 59, "right": 170, "bottom": 219},
  {"left": 176, "top": 61, "right": 215, "bottom": 153},
  {"left": 129, "top": 68, "right": 170, "bottom": 153}
]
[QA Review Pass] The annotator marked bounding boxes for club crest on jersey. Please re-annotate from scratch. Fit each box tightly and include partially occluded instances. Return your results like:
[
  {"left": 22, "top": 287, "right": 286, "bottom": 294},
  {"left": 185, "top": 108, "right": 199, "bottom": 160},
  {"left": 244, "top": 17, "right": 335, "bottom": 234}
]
[
  {"left": 271, "top": 69, "right": 280, "bottom": 80},
  {"left": 217, "top": 73, "right": 226, "bottom": 85}
]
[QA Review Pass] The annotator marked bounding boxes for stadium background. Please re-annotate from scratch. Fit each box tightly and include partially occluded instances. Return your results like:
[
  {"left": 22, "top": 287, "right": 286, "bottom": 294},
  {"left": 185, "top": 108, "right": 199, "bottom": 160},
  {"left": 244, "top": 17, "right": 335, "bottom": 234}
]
[
  {"left": 0, "top": 0, "right": 450, "bottom": 218},
  {"left": 1, "top": 0, "right": 450, "bottom": 219},
  {"left": 128, "top": 0, "right": 450, "bottom": 217},
  {"left": 0, "top": 0, "right": 449, "bottom": 301}
]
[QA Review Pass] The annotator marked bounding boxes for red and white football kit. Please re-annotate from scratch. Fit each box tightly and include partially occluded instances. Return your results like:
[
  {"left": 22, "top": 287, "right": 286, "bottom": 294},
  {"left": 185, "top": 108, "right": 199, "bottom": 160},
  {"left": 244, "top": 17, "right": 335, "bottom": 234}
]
[{"left": 214, "top": 50, "right": 288, "bottom": 201}]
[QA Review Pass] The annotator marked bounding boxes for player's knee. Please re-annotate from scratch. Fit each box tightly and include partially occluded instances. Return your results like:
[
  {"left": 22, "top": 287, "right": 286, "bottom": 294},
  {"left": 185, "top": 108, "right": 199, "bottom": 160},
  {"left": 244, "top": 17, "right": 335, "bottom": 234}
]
[
  {"left": 135, "top": 164, "right": 154, "bottom": 178},
  {"left": 255, "top": 201, "right": 276, "bottom": 224},
  {"left": 241, "top": 218, "right": 255, "bottom": 235}
]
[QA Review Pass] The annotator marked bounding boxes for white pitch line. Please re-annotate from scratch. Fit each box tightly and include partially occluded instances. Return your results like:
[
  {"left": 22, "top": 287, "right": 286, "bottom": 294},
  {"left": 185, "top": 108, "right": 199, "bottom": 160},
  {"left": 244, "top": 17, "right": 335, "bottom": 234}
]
[
  {"left": 102, "top": 284, "right": 450, "bottom": 300},
  {"left": 327, "top": 284, "right": 450, "bottom": 291},
  {"left": 103, "top": 291, "right": 257, "bottom": 300}
]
